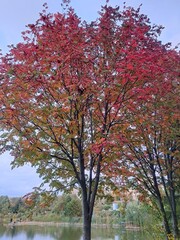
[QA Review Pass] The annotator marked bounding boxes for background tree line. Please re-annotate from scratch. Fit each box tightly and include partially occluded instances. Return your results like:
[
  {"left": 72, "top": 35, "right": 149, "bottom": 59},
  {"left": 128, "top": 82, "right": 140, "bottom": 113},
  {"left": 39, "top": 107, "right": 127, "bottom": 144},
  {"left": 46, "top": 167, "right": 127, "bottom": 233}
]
[
  {"left": 0, "top": 194, "right": 82, "bottom": 223},
  {"left": 0, "top": 192, "right": 179, "bottom": 235}
]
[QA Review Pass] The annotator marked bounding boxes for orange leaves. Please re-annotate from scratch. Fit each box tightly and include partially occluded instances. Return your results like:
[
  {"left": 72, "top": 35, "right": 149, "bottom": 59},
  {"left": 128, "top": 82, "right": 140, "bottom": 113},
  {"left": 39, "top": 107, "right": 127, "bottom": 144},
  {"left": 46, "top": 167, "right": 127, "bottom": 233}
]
[
  {"left": 22, "top": 192, "right": 37, "bottom": 207},
  {"left": 24, "top": 197, "right": 34, "bottom": 206}
]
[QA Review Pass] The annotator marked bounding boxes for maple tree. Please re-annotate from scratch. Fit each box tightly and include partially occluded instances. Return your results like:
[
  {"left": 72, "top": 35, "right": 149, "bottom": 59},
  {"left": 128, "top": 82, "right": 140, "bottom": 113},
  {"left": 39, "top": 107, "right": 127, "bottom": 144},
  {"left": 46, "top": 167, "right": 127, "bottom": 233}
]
[{"left": 0, "top": 4, "right": 179, "bottom": 240}]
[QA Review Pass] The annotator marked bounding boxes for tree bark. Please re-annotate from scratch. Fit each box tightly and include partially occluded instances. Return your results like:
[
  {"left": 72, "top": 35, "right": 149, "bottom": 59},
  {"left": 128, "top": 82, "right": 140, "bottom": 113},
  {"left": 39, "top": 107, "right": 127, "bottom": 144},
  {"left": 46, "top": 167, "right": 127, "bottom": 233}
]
[
  {"left": 151, "top": 163, "right": 172, "bottom": 236},
  {"left": 81, "top": 187, "right": 92, "bottom": 240},
  {"left": 159, "top": 201, "right": 171, "bottom": 236},
  {"left": 82, "top": 210, "right": 92, "bottom": 240},
  {"left": 170, "top": 188, "right": 179, "bottom": 239}
]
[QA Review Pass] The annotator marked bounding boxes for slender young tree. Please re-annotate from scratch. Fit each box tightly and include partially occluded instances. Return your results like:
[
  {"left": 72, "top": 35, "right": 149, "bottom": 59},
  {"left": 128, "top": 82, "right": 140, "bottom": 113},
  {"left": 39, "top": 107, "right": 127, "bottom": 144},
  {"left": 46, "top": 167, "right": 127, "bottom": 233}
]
[
  {"left": 114, "top": 51, "right": 180, "bottom": 238},
  {"left": 0, "top": 4, "right": 179, "bottom": 240}
]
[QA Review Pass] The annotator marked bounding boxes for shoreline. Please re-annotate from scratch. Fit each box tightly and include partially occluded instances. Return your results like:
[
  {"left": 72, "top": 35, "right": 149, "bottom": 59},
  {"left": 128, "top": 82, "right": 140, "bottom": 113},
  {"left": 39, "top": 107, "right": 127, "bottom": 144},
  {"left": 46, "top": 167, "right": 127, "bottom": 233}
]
[{"left": 4, "top": 221, "right": 140, "bottom": 230}]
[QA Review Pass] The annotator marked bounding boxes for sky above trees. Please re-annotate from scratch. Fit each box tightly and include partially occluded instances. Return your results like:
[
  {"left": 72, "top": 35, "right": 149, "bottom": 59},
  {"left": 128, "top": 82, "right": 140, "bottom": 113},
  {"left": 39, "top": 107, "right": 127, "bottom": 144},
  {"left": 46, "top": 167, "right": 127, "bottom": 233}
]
[{"left": 0, "top": 0, "right": 179, "bottom": 197}]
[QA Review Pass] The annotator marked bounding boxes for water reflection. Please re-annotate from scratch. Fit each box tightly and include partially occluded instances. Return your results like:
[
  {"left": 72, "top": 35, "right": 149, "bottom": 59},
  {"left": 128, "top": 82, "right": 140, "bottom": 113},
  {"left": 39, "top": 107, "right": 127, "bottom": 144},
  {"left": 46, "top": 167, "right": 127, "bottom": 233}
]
[{"left": 0, "top": 224, "right": 155, "bottom": 240}]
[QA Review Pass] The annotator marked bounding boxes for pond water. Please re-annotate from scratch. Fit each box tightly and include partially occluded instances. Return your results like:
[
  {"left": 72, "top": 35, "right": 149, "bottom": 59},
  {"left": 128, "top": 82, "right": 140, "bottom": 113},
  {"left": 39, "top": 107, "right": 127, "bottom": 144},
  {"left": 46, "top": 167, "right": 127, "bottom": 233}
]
[{"left": 0, "top": 224, "right": 162, "bottom": 240}]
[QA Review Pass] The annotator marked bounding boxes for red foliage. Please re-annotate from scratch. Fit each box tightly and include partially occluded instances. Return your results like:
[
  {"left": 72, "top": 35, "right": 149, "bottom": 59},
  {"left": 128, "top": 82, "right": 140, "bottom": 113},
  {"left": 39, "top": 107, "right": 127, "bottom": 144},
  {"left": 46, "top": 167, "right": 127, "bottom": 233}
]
[{"left": 0, "top": 5, "right": 179, "bottom": 238}]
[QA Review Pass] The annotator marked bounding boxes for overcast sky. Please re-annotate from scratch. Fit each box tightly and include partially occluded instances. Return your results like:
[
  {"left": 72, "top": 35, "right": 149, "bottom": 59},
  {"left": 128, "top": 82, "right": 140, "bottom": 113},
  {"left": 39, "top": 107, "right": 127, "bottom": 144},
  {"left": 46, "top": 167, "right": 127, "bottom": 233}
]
[{"left": 0, "top": 0, "right": 179, "bottom": 197}]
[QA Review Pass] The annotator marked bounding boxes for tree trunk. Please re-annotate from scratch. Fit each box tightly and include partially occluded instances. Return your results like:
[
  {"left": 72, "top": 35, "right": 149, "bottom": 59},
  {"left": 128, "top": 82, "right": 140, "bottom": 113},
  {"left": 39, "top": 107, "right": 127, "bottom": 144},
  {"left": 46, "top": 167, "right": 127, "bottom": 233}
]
[
  {"left": 81, "top": 193, "right": 92, "bottom": 240},
  {"left": 170, "top": 190, "right": 179, "bottom": 239},
  {"left": 150, "top": 163, "right": 171, "bottom": 236},
  {"left": 83, "top": 212, "right": 92, "bottom": 240},
  {"left": 158, "top": 197, "right": 171, "bottom": 236},
  {"left": 161, "top": 154, "right": 179, "bottom": 239},
  {"left": 172, "top": 211, "right": 180, "bottom": 240}
]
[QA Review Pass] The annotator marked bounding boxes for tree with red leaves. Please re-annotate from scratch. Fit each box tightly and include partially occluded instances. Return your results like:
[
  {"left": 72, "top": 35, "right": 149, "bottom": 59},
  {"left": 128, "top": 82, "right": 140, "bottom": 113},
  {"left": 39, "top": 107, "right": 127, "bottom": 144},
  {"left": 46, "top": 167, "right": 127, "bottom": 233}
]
[
  {"left": 0, "top": 4, "right": 179, "bottom": 240},
  {"left": 115, "top": 56, "right": 180, "bottom": 238}
]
